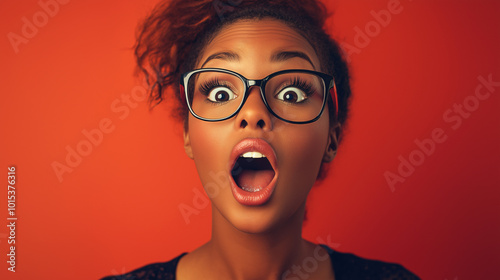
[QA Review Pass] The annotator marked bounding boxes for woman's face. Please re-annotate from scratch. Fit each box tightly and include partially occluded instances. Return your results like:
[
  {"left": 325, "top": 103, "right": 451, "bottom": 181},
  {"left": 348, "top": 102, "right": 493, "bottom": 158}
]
[{"left": 184, "top": 19, "right": 337, "bottom": 233}]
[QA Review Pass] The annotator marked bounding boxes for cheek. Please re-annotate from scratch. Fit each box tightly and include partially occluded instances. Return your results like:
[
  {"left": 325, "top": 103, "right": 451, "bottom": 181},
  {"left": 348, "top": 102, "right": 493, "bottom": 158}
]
[
  {"left": 274, "top": 118, "right": 329, "bottom": 192},
  {"left": 188, "top": 117, "right": 232, "bottom": 186}
]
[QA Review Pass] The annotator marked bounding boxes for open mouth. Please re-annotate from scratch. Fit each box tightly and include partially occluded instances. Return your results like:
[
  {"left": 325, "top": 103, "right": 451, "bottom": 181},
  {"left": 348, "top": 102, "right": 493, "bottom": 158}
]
[
  {"left": 229, "top": 138, "right": 278, "bottom": 206},
  {"left": 231, "top": 151, "right": 276, "bottom": 193}
]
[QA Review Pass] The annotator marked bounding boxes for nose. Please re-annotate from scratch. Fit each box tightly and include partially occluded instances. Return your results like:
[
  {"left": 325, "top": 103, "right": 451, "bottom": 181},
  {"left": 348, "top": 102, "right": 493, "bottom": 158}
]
[{"left": 234, "top": 86, "right": 273, "bottom": 131}]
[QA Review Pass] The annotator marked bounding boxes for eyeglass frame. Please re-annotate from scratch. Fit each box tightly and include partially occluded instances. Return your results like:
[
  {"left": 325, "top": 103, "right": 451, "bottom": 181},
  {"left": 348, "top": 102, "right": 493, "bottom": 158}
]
[{"left": 179, "top": 68, "right": 338, "bottom": 124}]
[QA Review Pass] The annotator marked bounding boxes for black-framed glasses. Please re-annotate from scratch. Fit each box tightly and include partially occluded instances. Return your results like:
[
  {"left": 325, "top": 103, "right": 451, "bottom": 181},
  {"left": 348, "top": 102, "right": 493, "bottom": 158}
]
[{"left": 180, "top": 68, "right": 338, "bottom": 124}]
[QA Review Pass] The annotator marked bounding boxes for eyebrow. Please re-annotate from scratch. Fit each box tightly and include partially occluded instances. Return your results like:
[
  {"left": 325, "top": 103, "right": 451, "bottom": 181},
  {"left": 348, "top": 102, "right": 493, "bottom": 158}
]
[
  {"left": 201, "top": 51, "right": 240, "bottom": 68},
  {"left": 200, "top": 50, "right": 315, "bottom": 69},
  {"left": 271, "top": 51, "right": 316, "bottom": 70}
]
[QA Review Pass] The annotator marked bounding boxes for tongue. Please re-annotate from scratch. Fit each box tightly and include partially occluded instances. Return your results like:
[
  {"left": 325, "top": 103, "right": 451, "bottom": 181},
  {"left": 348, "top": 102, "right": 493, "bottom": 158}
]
[{"left": 235, "top": 169, "right": 274, "bottom": 192}]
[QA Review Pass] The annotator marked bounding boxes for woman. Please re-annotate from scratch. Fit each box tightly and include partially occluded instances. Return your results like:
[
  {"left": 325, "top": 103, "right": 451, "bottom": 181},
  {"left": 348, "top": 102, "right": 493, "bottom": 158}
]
[{"left": 102, "top": 0, "right": 420, "bottom": 279}]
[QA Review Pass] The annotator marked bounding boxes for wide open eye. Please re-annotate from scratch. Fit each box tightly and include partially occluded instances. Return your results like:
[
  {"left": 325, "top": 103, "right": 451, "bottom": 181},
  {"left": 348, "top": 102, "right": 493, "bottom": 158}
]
[
  {"left": 275, "top": 87, "right": 307, "bottom": 103},
  {"left": 207, "top": 87, "right": 237, "bottom": 103}
]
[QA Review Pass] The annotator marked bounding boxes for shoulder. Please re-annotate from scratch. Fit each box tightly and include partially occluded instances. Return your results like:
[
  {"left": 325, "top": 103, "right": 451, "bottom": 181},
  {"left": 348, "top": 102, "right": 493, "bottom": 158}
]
[
  {"left": 100, "top": 253, "right": 187, "bottom": 280},
  {"left": 321, "top": 245, "right": 420, "bottom": 280}
]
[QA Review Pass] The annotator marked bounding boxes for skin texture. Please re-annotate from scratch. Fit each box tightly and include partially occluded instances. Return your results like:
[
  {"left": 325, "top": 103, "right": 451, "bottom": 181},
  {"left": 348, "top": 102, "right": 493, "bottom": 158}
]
[{"left": 178, "top": 19, "right": 338, "bottom": 280}]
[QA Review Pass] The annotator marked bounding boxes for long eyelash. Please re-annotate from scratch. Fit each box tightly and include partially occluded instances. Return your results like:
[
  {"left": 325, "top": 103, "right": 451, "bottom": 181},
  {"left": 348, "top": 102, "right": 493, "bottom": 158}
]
[
  {"left": 199, "top": 78, "right": 232, "bottom": 95},
  {"left": 287, "top": 77, "right": 315, "bottom": 96}
]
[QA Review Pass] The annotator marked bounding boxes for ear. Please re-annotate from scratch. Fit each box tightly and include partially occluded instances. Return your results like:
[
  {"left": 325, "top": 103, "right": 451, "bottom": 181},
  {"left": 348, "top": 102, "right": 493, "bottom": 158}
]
[
  {"left": 183, "top": 127, "right": 194, "bottom": 159},
  {"left": 323, "top": 123, "right": 341, "bottom": 163}
]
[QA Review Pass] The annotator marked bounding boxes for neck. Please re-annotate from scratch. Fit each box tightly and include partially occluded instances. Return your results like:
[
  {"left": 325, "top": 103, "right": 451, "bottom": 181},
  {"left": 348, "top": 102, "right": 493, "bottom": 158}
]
[{"left": 207, "top": 203, "right": 309, "bottom": 280}]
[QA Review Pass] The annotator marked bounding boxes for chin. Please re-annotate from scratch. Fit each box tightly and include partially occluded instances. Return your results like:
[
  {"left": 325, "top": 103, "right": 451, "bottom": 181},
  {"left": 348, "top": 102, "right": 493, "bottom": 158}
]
[
  {"left": 222, "top": 198, "right": 304, "bottom": 234},
  {"left": 233, "top": 211, "right": 278, "bottom": 234}
]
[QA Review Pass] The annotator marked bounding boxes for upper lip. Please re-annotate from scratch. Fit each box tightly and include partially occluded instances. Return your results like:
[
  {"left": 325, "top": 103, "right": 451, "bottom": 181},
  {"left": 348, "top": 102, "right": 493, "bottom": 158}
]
[{"left": 229, "top": 138, "right": 278, "bottom": 175}]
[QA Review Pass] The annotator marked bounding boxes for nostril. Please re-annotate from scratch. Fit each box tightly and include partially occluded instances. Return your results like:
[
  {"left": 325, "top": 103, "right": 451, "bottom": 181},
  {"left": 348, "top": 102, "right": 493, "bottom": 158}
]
[
  {"left": 240, "top": 119, "right": 248, "bottom": 128},
  {"left": 239, "top": 119, "right": 266, "bottom": 129}
]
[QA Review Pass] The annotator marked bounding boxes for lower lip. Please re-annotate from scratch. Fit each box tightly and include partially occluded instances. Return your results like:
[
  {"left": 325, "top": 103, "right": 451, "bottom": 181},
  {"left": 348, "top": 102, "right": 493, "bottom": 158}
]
[{"left": 229, "top": 175, "right": 278, "bottom": 206}]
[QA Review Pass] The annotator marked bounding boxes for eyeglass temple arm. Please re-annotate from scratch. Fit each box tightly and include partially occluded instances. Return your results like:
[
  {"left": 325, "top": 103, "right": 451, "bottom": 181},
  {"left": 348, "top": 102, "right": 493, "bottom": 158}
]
[
  {"left": 180, "top": 84, "right": 186, "bottom": 103},
  {"left": 329, "top": 81, "right": 339, "bottom": 121}
]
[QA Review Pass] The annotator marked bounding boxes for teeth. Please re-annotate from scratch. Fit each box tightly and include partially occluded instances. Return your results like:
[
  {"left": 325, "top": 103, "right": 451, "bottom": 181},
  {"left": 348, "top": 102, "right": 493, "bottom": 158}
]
[
  {"left": 241, "top": 186, "right": 262, "bottom": 192},
  {"left": 241, "top": 152, "right": 266, "bottom": 159}
]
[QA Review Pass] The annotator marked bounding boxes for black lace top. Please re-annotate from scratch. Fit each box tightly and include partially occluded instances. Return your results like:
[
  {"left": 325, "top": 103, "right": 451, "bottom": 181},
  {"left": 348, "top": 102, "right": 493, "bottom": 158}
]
[{"left": 101, "top": 245, "right": 420, "bottom": 280}]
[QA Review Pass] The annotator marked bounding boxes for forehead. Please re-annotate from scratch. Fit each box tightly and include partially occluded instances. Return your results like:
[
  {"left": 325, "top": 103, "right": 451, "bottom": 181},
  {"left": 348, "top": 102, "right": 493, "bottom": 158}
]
[{"left": 197, "top": 19, "right": 320, "bottom": 70}]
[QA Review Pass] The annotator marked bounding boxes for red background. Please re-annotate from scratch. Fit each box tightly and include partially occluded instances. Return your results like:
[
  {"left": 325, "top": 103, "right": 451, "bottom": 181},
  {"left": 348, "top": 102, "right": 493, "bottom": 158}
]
[{"left": 1, "top": 0, "right": 499, "bottom": 279}]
